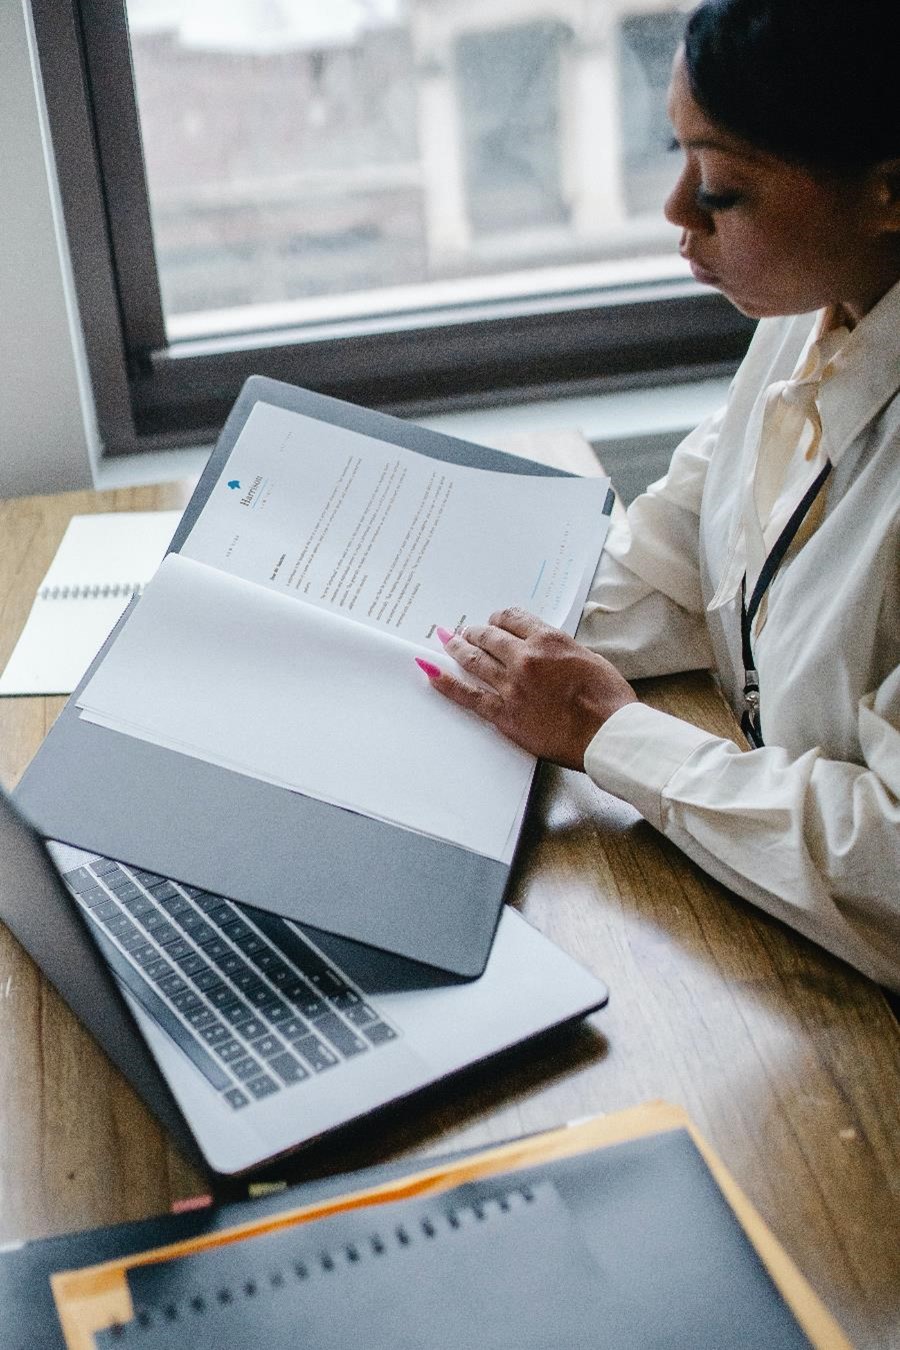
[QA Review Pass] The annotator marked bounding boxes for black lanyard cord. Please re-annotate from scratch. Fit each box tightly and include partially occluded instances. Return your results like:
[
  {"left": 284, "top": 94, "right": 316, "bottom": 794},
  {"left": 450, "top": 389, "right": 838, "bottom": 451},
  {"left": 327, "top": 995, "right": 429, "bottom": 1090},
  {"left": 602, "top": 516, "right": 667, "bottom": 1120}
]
[{"left": 740, "top": 460, "right": 833, "bottom": 749}]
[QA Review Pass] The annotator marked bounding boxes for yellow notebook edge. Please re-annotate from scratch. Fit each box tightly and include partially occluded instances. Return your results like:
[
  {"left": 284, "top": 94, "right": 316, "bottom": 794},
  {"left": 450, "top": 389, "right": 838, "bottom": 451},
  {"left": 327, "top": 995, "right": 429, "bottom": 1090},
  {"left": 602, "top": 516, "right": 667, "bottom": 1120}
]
[{"left": 50, "top": 1099, "right": 851, "bottom": 1350}]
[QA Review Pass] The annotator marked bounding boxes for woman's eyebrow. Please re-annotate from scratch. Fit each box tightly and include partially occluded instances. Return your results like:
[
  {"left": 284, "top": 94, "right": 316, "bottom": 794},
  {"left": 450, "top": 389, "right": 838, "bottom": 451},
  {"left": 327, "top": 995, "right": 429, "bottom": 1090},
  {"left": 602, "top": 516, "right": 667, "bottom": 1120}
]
[{"left": 671, "top": 134, "right": 766, "bottom": 162}]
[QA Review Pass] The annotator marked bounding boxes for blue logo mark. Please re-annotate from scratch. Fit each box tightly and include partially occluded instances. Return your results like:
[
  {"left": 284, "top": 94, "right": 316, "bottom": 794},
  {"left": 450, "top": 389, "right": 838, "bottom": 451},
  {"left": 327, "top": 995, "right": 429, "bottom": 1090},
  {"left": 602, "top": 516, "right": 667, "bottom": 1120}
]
[{"left": 227, "top": 480, "right": 241, "bottom": 490}]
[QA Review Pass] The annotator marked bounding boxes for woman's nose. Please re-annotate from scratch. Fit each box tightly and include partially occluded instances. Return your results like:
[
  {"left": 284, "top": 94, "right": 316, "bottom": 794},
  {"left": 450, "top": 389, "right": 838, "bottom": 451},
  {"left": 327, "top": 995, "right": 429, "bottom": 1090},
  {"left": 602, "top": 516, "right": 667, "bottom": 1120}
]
[{"left": 664, "top": 169, "right": 713, "bottom": 234}]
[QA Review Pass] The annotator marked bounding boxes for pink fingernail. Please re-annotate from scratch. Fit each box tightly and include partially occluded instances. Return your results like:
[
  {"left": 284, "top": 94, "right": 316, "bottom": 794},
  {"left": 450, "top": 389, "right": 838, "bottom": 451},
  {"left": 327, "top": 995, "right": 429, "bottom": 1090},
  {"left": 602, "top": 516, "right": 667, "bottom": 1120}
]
[
  {"left": 415, "top": 657, "right": 442, "bottom": 679},
  {"left": 436, "top": 626, "right": 454, "bottom": 645}
]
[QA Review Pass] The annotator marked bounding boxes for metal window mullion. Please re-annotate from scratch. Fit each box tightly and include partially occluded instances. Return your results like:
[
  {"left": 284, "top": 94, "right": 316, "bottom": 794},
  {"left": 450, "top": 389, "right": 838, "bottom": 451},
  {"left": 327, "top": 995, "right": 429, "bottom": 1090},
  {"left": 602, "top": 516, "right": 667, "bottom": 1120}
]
[
  {"left": 28, "top": 0, "right": 139, "bottom": 451},
  {"left": 78, "top": 0, "right": 167, "bottom": 362}
]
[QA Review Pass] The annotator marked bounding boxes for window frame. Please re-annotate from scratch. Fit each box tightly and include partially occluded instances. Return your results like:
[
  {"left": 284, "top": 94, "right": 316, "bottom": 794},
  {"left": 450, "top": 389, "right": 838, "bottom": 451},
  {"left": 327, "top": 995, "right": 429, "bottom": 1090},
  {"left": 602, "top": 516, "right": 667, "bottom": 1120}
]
[{"left": 33, "top": 0, "right": 755, "bottom": 456}]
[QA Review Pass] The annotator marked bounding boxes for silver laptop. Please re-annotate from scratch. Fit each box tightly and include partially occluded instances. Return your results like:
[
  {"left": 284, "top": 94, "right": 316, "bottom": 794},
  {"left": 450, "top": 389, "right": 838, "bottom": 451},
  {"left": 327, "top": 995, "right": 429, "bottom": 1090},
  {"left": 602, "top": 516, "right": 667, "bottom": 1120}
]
[{"left": 0, "top": 791, "right": 607, "bottom": 1176}]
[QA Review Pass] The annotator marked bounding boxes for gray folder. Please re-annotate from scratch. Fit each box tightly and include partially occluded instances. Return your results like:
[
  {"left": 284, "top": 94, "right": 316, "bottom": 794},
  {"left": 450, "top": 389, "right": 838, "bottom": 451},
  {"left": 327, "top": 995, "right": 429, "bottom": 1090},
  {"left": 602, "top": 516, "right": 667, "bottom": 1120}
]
[{"left": 15, "top": 377, "right": 608, "bottom": 976}]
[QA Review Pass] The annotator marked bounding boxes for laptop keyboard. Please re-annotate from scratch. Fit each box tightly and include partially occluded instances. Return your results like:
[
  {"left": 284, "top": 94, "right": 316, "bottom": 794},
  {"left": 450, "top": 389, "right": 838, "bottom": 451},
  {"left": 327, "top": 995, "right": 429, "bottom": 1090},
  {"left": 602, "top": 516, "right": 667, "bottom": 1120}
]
[{"left": 62, "top": 858, "right": 398, "bottom": 1112}]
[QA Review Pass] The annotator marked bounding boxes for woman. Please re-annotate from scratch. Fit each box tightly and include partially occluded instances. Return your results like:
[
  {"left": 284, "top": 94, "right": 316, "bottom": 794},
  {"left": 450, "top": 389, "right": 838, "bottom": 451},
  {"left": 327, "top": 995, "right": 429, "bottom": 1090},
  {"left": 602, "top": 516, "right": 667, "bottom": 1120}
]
[{"left": 418, "top": 0, "right": 900, "bottom": 990}]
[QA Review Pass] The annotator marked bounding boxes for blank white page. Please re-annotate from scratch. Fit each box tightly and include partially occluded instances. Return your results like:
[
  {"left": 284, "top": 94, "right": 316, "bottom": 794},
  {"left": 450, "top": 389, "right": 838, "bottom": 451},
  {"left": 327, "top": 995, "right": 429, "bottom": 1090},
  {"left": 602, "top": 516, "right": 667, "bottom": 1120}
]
[{"left": 77, "top": 554, "right": 535, "bottom": 861}]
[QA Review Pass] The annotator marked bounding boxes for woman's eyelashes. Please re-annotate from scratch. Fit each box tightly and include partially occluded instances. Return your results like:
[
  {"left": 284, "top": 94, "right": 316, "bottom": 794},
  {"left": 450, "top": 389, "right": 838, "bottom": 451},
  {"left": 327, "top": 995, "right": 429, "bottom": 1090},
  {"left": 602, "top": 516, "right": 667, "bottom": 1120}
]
[
  {"left": 667, "top": 139, "right": 743, "bottom": 212},
  {"left": 694, "top": 185, "right": 743, "bottom": 211}
]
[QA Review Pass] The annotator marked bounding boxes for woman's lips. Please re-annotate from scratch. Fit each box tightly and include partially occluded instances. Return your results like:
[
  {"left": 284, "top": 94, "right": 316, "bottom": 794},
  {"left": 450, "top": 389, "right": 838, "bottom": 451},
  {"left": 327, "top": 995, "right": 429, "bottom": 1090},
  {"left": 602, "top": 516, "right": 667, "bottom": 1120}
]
[{"left": 687, "top": 258, "right": 720, "bottom": 287}]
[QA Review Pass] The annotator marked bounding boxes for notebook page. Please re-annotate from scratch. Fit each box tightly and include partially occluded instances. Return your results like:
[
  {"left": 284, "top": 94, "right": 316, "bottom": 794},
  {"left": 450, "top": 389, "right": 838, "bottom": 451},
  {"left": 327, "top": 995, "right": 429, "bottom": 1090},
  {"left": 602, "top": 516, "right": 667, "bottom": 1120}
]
[
  {"left": 77, "top": 554, "right": 534, "bottom": 861},
  {"left": 0, "top": 512, "right": 181, "bottom": 697}
]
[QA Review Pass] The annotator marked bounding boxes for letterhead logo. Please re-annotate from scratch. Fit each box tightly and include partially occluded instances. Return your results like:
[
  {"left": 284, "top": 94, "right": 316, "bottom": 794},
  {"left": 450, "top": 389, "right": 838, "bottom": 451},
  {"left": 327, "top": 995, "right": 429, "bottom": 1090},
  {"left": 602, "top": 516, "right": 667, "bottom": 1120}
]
[{"left": 233, "top": 475, "right": 265, "bottom": 507}]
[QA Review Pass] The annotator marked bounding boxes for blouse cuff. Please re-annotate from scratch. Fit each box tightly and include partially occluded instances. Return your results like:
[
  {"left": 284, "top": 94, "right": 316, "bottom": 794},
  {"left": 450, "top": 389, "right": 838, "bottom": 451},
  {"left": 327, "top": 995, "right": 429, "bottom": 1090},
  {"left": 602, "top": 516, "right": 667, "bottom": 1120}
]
[{"left": 583, "top": 703, "right": 718, "bottom": 831}]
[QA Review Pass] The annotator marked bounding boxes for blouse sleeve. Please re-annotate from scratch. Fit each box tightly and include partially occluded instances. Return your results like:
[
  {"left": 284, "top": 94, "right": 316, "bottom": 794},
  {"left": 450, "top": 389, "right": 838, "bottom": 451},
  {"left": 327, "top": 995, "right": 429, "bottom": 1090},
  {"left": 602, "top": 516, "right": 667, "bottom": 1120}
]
[
  {"left": 583, "top": 665, "right": 900, "bottom": 992},
  {"left": 575, "top": 406, "right": 727, "bottom": 679}
]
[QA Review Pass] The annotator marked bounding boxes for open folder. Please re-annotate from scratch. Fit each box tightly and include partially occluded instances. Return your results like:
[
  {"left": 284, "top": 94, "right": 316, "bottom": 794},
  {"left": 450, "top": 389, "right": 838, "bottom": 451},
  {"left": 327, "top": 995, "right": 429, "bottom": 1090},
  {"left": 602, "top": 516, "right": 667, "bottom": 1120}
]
[
  {"left": 49, "top": 1103, "right": 850, "bottom": 1350},
  {"left": 15, "top": 377, "right": 612, "bottom": 975}
]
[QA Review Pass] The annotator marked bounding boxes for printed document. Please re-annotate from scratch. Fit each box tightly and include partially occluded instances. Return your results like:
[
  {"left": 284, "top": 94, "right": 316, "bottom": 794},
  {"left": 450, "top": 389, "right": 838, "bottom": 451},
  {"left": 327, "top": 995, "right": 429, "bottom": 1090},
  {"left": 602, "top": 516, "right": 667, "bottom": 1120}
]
[{"left": 77, "top": 403, "right": 610, "bottom": 861}]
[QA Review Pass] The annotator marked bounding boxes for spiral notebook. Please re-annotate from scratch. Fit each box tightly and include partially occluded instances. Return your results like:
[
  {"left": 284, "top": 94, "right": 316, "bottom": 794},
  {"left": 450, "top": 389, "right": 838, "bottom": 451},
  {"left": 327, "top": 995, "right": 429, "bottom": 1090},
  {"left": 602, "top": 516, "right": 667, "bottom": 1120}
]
[
  {"left": 50, "top": 1104, "right": 848, "bottom": 1350},
  {"left": 0, "top": 511, "right": 181, "bottom": 697}
]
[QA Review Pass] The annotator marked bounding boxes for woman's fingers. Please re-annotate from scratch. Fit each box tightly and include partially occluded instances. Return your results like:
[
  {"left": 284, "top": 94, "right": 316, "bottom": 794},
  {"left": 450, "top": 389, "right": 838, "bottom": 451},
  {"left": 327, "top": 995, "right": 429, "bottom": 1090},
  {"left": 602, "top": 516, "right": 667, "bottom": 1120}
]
[
  {"left": 417, "top": 662, "right": 502, "bottom": 721},
  {"left": 439, "top": 623, "right": 511, "bottom": 683},
  {"left": 487, "top": 606, "right": 545, "bottom": 639}
]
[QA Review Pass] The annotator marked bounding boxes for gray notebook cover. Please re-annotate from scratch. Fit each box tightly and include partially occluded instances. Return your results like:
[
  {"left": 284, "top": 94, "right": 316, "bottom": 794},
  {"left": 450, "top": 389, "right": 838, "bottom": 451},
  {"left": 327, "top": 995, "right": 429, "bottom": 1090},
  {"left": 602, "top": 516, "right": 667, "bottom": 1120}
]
[
  {"left": 91, "top": 1131, "right": 811, "bottom": 1349},
  {"left": 15, "top": 377, "right": 609, "bottom": 976}
]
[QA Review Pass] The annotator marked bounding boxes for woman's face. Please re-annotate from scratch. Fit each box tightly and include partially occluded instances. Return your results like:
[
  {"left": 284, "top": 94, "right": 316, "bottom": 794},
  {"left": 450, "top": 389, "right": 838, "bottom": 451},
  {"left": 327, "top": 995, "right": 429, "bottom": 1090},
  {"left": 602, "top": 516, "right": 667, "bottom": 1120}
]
[{"left": 664, "top": 51, "right": 887, "bottom": 321}]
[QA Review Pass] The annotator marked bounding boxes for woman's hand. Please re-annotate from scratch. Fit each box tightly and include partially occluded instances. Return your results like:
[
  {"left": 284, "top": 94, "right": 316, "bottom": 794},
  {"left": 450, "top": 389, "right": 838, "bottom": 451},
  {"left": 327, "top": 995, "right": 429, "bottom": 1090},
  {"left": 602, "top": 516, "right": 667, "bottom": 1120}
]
[{"left": 419, "top": 607, "right": 637, "bottom": 771}]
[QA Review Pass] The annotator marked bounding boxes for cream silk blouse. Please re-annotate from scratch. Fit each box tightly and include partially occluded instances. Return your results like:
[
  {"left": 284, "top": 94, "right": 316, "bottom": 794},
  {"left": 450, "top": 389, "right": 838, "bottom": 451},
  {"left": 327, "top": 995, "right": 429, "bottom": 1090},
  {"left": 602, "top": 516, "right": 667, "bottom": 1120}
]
[{"left": 578, "top": 280, "right": 900, "bottom": 990}]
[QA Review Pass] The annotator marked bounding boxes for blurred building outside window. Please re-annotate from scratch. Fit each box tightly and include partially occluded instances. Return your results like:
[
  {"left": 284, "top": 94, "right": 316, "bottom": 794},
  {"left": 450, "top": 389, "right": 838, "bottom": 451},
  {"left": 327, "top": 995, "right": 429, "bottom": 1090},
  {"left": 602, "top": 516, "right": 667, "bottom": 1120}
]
[{"left": 126, "top": 0, "right": 691, "bottom": 341}]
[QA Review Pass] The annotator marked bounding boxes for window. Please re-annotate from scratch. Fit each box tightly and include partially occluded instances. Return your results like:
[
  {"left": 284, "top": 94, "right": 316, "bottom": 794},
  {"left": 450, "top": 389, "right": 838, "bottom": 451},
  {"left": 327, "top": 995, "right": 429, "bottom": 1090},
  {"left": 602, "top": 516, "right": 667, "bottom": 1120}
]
[{"left": 32, "top": 0, "right": 753, "bottom": 455}]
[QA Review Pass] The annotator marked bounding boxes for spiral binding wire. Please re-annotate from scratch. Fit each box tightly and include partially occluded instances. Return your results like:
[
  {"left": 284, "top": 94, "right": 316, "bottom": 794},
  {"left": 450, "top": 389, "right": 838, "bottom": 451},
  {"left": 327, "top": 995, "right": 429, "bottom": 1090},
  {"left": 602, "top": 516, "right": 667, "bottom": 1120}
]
[
  {"left": 106, "top": 1186, "right": 537, "bottom": 1340},
  {"left": 38, "top": 582, "right": 144, "bottom": 600}
]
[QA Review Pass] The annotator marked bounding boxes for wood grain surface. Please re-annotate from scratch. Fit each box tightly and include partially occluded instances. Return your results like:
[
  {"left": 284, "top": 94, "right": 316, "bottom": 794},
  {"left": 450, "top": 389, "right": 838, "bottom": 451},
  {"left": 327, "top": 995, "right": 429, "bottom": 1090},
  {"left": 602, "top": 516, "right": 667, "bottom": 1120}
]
[{"left": 1, "top": 467, "right": 898, "bottom": 1349}]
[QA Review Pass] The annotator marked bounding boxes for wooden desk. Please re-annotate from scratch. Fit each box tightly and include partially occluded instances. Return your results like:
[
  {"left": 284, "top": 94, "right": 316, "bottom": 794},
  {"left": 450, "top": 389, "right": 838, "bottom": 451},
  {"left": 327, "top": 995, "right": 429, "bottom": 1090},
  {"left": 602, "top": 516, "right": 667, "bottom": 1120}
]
[{"left": 1, "top": 469, "right": 898, "bottom": 1350}]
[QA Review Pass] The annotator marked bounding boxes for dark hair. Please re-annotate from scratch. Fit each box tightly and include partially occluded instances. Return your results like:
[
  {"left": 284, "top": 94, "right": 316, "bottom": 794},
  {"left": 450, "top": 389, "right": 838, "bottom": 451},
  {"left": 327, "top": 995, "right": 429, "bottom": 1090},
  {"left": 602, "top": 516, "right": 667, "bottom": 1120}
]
[{"left": 683, "top": 0, "right": 899, "bottom": 172}]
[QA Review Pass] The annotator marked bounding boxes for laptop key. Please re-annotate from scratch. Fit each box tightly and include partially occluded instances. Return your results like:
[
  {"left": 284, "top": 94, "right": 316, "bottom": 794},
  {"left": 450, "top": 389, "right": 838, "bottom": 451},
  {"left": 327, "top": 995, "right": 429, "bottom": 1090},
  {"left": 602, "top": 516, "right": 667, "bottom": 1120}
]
[
  {"left": 278, "top": 1015, "right": 310, "bottom": 1040},
  {"left": 191, "top": 921, "right": 219, "bottom": 947},
  {"left": 158, "top": 894, "right": 191, "bottom": 918},
  {"left": 171, "top": 989, "right": 203, "bottom": 1013},
  {"left": 174, "top": 951, "right": 207, "bottom": 976},
  {"left": 233, "top": 932, "right": 266, "bottom": 956},
  {"left": 217, "top": 1037, "right": 249, "bottom": 1064},
  {"left": 193, "top": 968, "right": 223, "bottom": 992},
  {"left": 118, "top": 927, "right": 150, "bottom": 953},
  {"left": 120, "top": 894, "right": 154, "bottom": 919},
  {"left": 332, "top": 988, "right": 361, "bottom": 1009},
  {"left": 296, "top": 991, "right": 327, "bottom": 1019},
  {"left": 269, "top": 1052, "right": 309, "bottom": 1086},
  {"left": 152, "top": 921, "right": 181, "bottom": 947},
  {"left": 238, "top": 1016, "right": 267, "bottom": 1040},
  {"left": 142, "top": 909, "right": 170, "bottom": 933},
  {"left": 223, "top": 1089, "right": 250, "bottom": 1111},
  {"left": 198, "top": 1022, "right": 231, "bottom": 1048},
  {"left": 246, "top": 1075, "right": 279, "bottom": 1100},
  {"left": 224, "top": 1000, "right": 254, "bottom": 1027},
  {"left": 157, "top": 971, "right": 188, "bottom": 998},
  {"left": 311, "top": 1011, "right": 367, "bottom": 1058},
  {"left": 104, "top": 911, "right": 135, "bottom": 938},
  {"left": 63, "top": 867, "right": 96, "bottom": 892},
  {"left": 244, "top": 985, "right": 281, "bottom": 1012},
  {"left": 192, "top": 893, "right": 227, "bottom": 913},
  {"left": 292, "top": 1034, "right": 339, "bottom": 1073},
  {"left": 207, "top": 985, "right": 241, "bottom": 1012},
  {"left": 72, "top": 886, "right": 111, "bottom": 910},
  {"left": 88, "top": 858, "right": 118, "bottom": 877},
  {"left": 250, "top": 1034, "right": 285, "bottom": 1059},
  {"left": 221, "top": 917, "right": 254, "bottom": 942},
  {"left": 212, "top": 951, "right": 249, "bottom": 979},
  {"left": 147, "top": 881, "right": 180, "bottom": 900},
  {"left": 230, "top": 1055, "right": 264, "bottom": 1082},
  {"left": 107, "top": 880, "right": 141, "bottom": 902},
  {"left": 145, "top": 956, "right": 172, "bottom": 981},
  {"left": 364, "top": 1022, "right": 399, "bottom": 1045},
  {"left": 198, "top": 936, "right": 230, "bottom": 962},
  {"left": 204, "top": 903, "right": 234, "bottom": 927}
]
